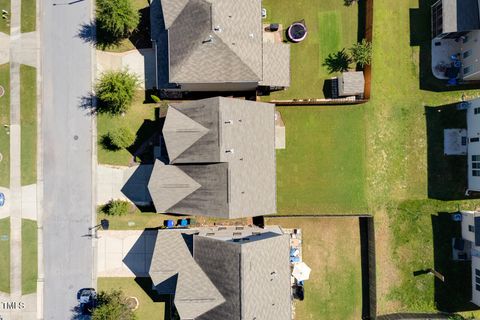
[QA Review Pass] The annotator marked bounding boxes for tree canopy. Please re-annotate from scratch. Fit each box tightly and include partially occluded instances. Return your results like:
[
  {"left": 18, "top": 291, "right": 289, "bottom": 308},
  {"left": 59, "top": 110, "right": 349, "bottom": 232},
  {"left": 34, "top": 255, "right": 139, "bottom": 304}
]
[
  {"left": 92, "top": 290, "right": 136, "bottom": 320},
  {"left": 95, "top": 70, "right": 138, "bottom": 115},
  {"left": 350, "top": 39, "right": 372, "bottom": 68},
  {"left": 96, "top": 0, "right": 140, "bottom": 48}
]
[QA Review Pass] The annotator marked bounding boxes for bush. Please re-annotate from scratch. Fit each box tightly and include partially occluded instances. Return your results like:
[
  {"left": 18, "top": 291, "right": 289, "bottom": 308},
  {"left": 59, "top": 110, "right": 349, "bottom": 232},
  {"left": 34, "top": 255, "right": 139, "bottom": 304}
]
[
  {"left": 106, "top": 127, "right": 135, "bottom": 149},
  {"left": 96, "top": 0, "right": 140, "bottom": 48},
  {"left": 95, "top": 70, "right": 138, "bottom": 115},
  {"left": 350, "top": 39, "right": 372, "bottom": 68},
  {"left": 92, "top": 290, "right": 136, "bottom": 320},
  {"left": 101, "top": 199, "right": 130, "bottom": 216}
]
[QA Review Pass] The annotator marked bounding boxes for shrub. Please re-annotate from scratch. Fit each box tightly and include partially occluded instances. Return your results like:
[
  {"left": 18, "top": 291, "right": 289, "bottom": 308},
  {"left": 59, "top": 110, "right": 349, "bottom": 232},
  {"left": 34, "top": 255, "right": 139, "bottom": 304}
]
[
  {"left": 95, "top": 70, "right": 138, "bottom": 115},
  {"left": 106, "top": 127, "right": 135, "bottom": 149},
  {"left": 96, "top": 0, "right": 140, "bottom": 48},
  {"left": 92, "top": 290, "right": 136, "bottom": 320},
  {"left": 101, "top": 199, "right": 130, "bottom": 216},
  {"left": 350, "top": 39, "right": 372, "bottom": 68}
]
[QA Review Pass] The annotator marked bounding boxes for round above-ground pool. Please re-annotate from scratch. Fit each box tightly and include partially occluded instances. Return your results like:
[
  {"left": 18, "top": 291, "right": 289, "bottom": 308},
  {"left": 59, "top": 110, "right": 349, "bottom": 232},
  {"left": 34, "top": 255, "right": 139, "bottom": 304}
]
[{"left": 287, "top": 22, "right": 307, "bottom": 42}]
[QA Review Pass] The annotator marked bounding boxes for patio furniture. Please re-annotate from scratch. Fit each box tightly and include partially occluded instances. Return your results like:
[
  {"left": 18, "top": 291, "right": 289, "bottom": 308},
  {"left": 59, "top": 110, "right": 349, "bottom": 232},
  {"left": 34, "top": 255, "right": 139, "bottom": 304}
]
[{"left": 269, "top": 23, "right": 279, "bottom": 32}]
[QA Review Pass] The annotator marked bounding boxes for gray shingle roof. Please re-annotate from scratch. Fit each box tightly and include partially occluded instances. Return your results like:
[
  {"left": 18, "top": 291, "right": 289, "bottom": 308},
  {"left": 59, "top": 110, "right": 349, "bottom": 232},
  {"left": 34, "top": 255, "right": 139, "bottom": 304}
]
[
  {"left": 167, "top": 163, "right": 229, "bottom": 216},
  {"left": 147, "top": 161, "right": 202, "bottom": 212},
  {"left": 339, "top": 71, "right": 365, "bottom": 96},
  {"left": 151, "top": 97, "right": 276, "bottom": 218},
  {"left": 164, "top": 98, "right": 221, "bottom": 163},
  {"left": 260, "top": 42, "right": 291, "bottom": 88},
  {"left": 149, "top": 230, "right": 225, "bottom": 319},
  {"left": 150, "top": 227, "right": 291, "bottom": 320},
  {"left": 165, "top": 0, "right": 262, "bottom": 83}
]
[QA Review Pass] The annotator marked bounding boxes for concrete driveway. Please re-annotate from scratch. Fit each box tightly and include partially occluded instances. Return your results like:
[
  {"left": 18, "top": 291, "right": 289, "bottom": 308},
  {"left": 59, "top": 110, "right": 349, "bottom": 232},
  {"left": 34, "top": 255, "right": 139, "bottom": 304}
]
[
  {"left": 97, "top": 164, "right": 153, "bottom": 206},
  {"left": 97, "top": 230, "right": 157, "bottom": 277}
]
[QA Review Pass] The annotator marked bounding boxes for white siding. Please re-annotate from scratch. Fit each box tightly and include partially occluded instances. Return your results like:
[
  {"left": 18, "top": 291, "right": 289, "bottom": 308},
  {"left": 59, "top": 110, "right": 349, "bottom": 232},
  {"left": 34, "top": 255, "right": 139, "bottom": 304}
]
[
  {"left": 462, "top": 211, "right": 476, "bottom": 243},
  {"left": 472, "top": 255, "right": 480, "bottom": 306},
  {"left": 468, "top": 99, "right": 480, "bottom": 191},
  {"left": 461, "top": 31, "right": 480, "bottom": 81}
]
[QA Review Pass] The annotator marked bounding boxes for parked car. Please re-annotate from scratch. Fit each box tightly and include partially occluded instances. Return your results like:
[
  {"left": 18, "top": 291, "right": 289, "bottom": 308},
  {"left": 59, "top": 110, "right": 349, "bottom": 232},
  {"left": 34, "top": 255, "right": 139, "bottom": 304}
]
[
  {"left": 77, "top": 288, "right": 97, "bottom": 315},
  {"left": 0, "top": 193, "right": 4, "bottom": 207}
]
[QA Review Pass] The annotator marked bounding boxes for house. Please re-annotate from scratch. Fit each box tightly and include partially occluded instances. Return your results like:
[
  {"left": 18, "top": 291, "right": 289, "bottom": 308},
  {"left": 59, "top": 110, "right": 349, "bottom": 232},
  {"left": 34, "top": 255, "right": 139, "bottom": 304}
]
[
  {"left": 147, "top": 96, "right": 276, "bottom": 218},
  {"left": 466, "top": 98, "right": 480, "bottom": 193},
  {"left": 460, "top": 211, "right": 480, "bottom": 306},
  {"left": 148, "top": 225, "right": 292, "bottom": 320},
  {"left": 431, "top": 0, "right": 480, "bottom": 81},
  {"left": 156, "top": 0, "right": 290, "bottom": 91}
]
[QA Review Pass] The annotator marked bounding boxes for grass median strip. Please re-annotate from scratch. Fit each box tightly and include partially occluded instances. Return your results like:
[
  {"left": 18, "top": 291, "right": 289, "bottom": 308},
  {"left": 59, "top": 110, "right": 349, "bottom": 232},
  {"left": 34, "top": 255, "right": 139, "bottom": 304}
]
[
  {"left": 0, "top": 218, "right": 10, "bottom": 293},
  {"left": 22, "top": 219, "right": 37, "bottom": 295},
  {"left": 20, "top": 0, "right": 35, "bottom": 33},
  {"left": 0, "top": 63, "right": 10, "bottom": 188},
  {"left": 20, "top": 64, "right": 36, "bottom": 186}
]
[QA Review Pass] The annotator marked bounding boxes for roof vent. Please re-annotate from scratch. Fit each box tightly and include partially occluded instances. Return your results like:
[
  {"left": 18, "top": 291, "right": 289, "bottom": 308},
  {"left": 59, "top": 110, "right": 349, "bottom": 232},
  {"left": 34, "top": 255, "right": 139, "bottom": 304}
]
[
  {"left": 225, "top": 149, "right": 234, "bottom": 153},
  {"left": 214, "top": 25, "right": 222, "bottom": 32},
  {"left": 206, "top": 232, "right": 215, "bottom": 236},
  {"left": 249, "top": 33, "right": 254, "bottom": 38},
  {"left": 224, "top": 120, "right": 233, "bottom": 124}
]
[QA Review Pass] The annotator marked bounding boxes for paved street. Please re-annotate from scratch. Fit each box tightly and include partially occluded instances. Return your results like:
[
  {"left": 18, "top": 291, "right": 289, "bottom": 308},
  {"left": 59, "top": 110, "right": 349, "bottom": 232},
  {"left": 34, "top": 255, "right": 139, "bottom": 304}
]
[{"left": 41, "top": 0, "right": 95, "bottom": 319}]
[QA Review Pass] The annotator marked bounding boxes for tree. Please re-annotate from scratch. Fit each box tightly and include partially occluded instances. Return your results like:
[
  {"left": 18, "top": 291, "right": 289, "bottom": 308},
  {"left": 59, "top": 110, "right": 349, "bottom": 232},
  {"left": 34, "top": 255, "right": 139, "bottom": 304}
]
[
  {"left": 95, "top": 70, "right": 138, "bottom": 115},
  {"left": 106, "top": 127, "right": 135, "bottom": 149},
  {"left": 96, "top": 0, "right": 140, "bottom": 48},
  {"left": 92, "top": 290, "right": 136, "bottom": 320},
  {"left": 350, "top": 39, "right": 372, "bottom": 68},
  {"left": 101, "top": 199, "right": 130, "bottom": 216}
]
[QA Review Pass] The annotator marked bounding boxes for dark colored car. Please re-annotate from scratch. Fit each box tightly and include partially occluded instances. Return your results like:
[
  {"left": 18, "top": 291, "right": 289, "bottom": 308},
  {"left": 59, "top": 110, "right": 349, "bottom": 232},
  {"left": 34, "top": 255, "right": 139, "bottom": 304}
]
[{"left": 77, "top": 288, "right": 97, "bottom": 315}]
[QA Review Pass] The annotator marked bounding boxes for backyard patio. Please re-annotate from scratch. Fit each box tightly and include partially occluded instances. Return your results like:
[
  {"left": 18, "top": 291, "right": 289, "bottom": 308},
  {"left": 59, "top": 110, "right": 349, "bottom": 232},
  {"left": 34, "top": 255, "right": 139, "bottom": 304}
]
[{"left": 262, "top": 0, "right": 362, "bottom": 100}]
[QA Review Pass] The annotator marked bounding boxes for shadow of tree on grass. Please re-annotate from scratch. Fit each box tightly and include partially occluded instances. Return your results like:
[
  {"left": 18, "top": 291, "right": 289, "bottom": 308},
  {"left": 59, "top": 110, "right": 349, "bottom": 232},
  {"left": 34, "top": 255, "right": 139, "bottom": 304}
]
[{"left": 323, "top": 49, "right": 352, "bottom": 74}]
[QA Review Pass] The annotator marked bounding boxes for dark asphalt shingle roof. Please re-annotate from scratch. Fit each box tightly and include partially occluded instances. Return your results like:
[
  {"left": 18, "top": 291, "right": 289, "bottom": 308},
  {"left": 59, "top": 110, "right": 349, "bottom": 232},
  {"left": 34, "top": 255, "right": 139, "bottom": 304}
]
[{"left": 149, "top": 227, "right": 291, "bottom": 320}]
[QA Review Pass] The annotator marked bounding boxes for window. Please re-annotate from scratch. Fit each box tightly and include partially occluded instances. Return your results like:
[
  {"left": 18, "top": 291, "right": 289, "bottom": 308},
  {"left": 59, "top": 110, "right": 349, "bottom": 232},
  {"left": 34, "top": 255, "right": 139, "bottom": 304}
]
[
  {"left": 464, "top": 50, "right": 472, "bottom": 59},
  {"left": 472, "top": 155, "right": 480, "bottom": 176},
  {"left": 475, "top": 107, "right": 480, "bottom": 115},
  {"left": 464, "top": 66, "right": 473, "bottom": 75},
  {"left": 472, "top": 138, "right": 480, "bottom": 143},
  {"left": 469, "top": 225, "right": 475, "bottom": 232},
  {"left": 476, "top": 271, "right": 480, "bottom": 291}
]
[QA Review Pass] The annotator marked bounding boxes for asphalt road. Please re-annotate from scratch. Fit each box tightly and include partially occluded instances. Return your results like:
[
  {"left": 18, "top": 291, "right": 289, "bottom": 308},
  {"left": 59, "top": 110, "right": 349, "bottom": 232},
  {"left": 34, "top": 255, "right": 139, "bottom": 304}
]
[{"left": 41, "top": 0, "right": 95, "bottom": 319}]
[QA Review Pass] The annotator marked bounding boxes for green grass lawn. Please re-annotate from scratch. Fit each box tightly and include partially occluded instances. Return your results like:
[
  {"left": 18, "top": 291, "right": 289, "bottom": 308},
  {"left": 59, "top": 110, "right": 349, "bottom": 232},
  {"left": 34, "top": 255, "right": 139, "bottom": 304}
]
[
  {"left": 20, "top": 65, "right": 36, "bottom": 186},
  {"left": 262, "top": 0, "right": 358, "bottom": 100},
  {"left": 364, "top": 0, "right": 480, "bottom": 316},
  {"left": 97, "top": 212, "right": 177, "bottom": 230},
  {"left": 20, "top": 0, "right": 35, "bottom": 33},
  {"left": 266, "top": 217, "right": 362, "bottom": 320},
  {"left": 0, "top": 218, "right": 10, "bottom": 293},
  {"left": 98, "top": 277, "right": 165, "bottom": 320},
  {"left": 97, "top": 91, "right": 158, "bottom": 166},
  {"left": 0, "top": 63, "right": 9, "bottom": 188},
  {"left": 22, "top": 219, "right": 37, "bottom": 295},
  {"left": 276, "top": 106, "right": 366, "bottom": 214},
  {"left": 0, "top": 0, "right": 10, "bottom": 34}
]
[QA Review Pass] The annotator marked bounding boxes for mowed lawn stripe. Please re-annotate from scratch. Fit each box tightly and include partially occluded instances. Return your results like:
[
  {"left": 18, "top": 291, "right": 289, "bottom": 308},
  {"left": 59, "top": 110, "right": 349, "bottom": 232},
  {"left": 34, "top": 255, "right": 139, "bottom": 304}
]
[
  {"left": 276, "top": 106, "right": 367, "bottom": 214},
  {"left": 318, "top": 11, "right": 341, "bottom": 69}
]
